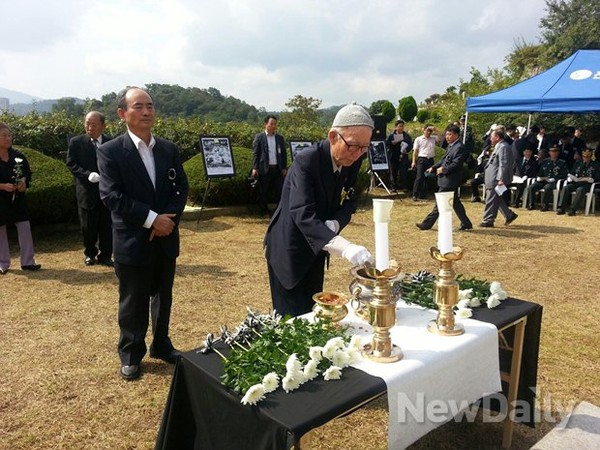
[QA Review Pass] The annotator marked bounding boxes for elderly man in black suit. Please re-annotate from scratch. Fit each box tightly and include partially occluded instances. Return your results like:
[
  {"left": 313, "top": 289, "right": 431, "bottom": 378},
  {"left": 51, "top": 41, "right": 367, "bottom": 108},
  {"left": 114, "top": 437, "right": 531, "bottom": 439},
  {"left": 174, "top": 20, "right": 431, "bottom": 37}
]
[
  {"left": 251, "top": 115, "right": 287, "bottom": 216},
  {"left": 416, "top": 124, "right": 473, "bottom": 231},
  {"left": 98, "top": 87, "right": 188, "bottom": 380},
  {"left": 264, "top": 103, "right": 374, "bottom": 317},
  {"left": 67, "top": 111, "right": 113, "bottom": 266}
]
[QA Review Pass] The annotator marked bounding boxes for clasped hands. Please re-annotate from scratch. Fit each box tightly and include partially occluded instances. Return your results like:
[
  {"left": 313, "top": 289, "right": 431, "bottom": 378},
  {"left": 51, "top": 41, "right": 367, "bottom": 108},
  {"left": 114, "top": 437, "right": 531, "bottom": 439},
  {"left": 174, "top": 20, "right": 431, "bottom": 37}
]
[
  {"left": 149, "top": 213, "right": 177, "bottom": 241},
  {"left": 1, "top": 180, "right": 26, "bottom": 192}
]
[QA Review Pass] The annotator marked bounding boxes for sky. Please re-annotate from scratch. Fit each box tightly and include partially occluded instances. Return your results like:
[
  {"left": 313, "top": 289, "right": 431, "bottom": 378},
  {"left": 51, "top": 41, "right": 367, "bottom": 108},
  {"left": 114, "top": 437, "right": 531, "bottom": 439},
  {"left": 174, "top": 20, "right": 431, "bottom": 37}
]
[{"left": 0, "top": 0, "right": 549, "bottom": 111}]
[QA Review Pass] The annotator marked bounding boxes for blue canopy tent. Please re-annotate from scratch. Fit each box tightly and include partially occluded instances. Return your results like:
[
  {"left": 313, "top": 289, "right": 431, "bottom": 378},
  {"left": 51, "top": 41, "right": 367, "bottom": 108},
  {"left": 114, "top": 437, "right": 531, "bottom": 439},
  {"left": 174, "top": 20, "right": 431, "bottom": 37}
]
[{"left": 466, "top": 49, "right": 600, "bottom": 114}]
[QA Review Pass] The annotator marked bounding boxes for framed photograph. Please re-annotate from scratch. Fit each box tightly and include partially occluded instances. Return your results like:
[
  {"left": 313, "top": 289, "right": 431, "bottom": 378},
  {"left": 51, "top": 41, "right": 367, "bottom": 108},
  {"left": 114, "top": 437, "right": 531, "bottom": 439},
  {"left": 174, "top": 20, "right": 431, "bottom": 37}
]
[
  {"left": 199, "top": 136, "right": 236, "bottom": 178},
  {"left": 368, "top": 140, "right": 389, "bottom": 172},
  {"left": 289, "top": 141, "right": 313, "bottom": 160}
]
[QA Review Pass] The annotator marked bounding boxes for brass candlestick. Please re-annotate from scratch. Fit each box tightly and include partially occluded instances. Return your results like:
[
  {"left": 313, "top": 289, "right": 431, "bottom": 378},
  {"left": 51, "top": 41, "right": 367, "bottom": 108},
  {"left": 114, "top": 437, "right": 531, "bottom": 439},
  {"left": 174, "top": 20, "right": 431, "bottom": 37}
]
[
  {"left": 427, "top": 246, "right": 465, "bottom": 336},
  {"left": 361, "top": 267, "right": 403, "bottom": 363}
]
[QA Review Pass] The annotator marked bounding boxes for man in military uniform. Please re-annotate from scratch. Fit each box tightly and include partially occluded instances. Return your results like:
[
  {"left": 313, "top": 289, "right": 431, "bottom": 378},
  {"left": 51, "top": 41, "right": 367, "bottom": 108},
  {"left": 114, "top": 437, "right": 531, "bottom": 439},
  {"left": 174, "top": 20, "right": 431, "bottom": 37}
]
[
  {"left": 557, "top": 148, "right": 600, "bottom": 216},
  {"left": 524, "top": 146, "right": 567, "bottom": 211},
  {"left": 511, "top": 148, "right": 539, "bottom": 207}
]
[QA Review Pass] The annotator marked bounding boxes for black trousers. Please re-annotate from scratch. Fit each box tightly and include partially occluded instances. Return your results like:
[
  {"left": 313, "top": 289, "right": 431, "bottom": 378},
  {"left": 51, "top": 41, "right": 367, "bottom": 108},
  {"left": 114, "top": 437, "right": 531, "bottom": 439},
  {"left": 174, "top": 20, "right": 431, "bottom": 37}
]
[
  {"left": 420, "top": 188, "right": 472, "bottom": 229},
  {"left": 412, "top": 157, "right": 434, "bottom": 198},
  {"left": 268, "top": 252, "right": 326, "bottom": 317},
  {"left": 258, "top": 166, "right": 284, "bottom": 213},
  {"left": 78, "top": 202, "right": 112, "bottom": 260},
  {"left": 115, "top": 245, "right": 176, "bottom": 365}
]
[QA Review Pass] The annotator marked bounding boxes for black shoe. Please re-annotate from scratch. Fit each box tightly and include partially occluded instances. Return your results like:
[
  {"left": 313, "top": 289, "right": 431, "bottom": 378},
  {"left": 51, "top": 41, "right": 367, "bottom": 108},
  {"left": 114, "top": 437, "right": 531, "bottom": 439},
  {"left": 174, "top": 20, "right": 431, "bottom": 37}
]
[
  {"left": 415, "top": 223, "right": 430, "bottom": 231},
  {"left": 21, "top": 264, "right": 41, "bottom": 271},
  {"left": 527, "top": 205, "right": 534, "bottom": 210},
  {"left": 567, "top": 210, "right": 576, "bottom": 216},
  {"left": 0, "top": 268, "right": 8, "bottom": 275},
  {"left": 120, "top": 364, "right": 140, "bottom": 380},
  {"left": 150, "top": 347, "right": 181, "bottom": 365},
  {"left": 479, "top": 222, "right": 494, "bottom": 228},
  {"left": 505, "top": 213, "right": 518, "bottom": 226},
  {"left": 471, "top": 197, "right": 481, "bottom": 203},
  {"left": 84, "top": 257, "right": 96, "bottom": 266},
  {"left": 556, "top": 209, "right": 565, "bottom": 215},
  {"left": 458, "top": 225, "right": 473, "bottom": 231},
  {"left": 412, "top": 196, "right": 419, "bottom": 202},
  {"left": 541, "top": 205, "right": 548, "bottom": 212},
  {"left": 98, "top": 258, "right": 114, "bottom": 267}
]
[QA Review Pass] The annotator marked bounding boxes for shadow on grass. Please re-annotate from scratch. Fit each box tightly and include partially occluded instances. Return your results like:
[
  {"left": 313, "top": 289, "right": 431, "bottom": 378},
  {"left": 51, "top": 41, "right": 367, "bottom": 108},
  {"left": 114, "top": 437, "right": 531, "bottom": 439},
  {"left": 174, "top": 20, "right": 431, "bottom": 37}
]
[
  {"left": 473, "top": 225, "right": 581, "bottom": 239},
  {"left": 9, "top": 267, "right": 117, "bottom": 285},
  {"left": 177, "top": 263, "right": 237, "bottom": 278}
]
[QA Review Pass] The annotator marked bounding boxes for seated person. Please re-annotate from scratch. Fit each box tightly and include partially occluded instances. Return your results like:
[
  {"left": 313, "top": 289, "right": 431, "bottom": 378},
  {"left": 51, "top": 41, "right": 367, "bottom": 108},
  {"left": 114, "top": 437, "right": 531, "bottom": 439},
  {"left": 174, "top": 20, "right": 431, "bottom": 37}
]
[
  {"left": 510, "top": 148, "right": 539, "bottom": 207},
  {"left": 525, "top": 145, "right": 567, "bottom": 211},
  {"left": 557, "top": 148, "right": 599, "bottom": 216}
]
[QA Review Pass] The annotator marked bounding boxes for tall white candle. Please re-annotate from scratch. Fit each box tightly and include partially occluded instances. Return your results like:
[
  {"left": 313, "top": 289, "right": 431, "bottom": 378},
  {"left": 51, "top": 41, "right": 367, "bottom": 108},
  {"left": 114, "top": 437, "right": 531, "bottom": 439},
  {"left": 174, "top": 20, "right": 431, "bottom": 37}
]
[
  {"left": 434, "top": 192, "right": 454, "bottom": 254},
  {"left": 372, "top": 199, "right": 394, "bottom": 271}
]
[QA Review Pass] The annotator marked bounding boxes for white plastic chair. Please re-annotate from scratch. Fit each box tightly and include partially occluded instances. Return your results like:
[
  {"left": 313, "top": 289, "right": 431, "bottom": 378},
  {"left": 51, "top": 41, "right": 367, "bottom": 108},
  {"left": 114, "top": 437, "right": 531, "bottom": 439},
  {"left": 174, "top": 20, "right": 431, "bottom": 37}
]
[{"left": 584, "top": 182, "right": 598, "bottom": 216}]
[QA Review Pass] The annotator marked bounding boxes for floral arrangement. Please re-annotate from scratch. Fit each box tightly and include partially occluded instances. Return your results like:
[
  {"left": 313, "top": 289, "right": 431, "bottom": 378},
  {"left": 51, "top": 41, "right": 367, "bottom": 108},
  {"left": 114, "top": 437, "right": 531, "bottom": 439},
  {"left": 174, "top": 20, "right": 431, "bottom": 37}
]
[
  {"left": 199, "top": 308, "right": 361, "bottom": 405},
  {"left": 12, "top": 157, "right": 24, "bottom": 203},
  {"left": 402, "top": 271, "right": 509, "bottom": 317}
]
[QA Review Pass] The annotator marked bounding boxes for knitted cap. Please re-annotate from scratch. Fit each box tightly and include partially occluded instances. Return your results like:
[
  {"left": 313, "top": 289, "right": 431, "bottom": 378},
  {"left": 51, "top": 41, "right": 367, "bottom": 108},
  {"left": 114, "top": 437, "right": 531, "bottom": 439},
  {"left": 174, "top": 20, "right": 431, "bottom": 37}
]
[{"left": 332, "top": 102, "right": 374, "bottom": 129}]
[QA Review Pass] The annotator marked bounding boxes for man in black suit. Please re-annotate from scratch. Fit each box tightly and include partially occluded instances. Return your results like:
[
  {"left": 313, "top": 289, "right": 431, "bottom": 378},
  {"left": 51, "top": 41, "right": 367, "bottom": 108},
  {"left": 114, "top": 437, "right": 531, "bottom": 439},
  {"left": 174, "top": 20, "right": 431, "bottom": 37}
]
[
  {"left": 67, "top": 111, "right": 113, "bottom": 266},
  {"left": 251, "top": 115, "right": 287, "bottom": 216},
  {"left": 264, "top": 103, "right": 374, "bottom": 317},
  {"left": 97, "top": 87, "right": 188, "bottom": 380},
  {"left": 416, "top": 125, "right": 472, "bottom": 231}
]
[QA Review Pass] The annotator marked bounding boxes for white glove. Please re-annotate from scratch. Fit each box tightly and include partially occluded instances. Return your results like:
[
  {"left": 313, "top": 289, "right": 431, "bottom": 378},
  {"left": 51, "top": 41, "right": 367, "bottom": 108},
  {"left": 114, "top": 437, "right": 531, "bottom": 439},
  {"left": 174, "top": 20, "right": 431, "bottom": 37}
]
[
  {"left": 324, "top": 220, "right": 340, "bottom": 234},
  {"left": 536, "top": 176, "right": 543, "bottom": 182},
  {"left": 548, "top": 178, "right": 555, "bottom": 183},
  {"left": 477, "top": 156, "right": 483, "bottom": 166},
  {"left": 88, "top": 172, "right": 101, "bottom": 183},
  {"left": 342, "top": 244, "right": 374, "bottom": 267}
]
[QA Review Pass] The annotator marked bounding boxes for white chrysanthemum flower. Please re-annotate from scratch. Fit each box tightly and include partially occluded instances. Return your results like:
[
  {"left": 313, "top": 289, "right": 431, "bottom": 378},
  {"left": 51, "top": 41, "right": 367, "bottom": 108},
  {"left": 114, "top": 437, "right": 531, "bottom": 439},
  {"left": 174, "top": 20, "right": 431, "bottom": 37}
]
[
  {"left": 345, "top": 347, "right": 361, "bottom": 364},
  {"left": 322, "top": 342, "right": 338, "bottom": 359},
  {"left": 349, "top": 335, "right": 363, "bottom": 349},
  {"left": 490, "top": 281, "right": 508, "bottom": 300},
  {"left": 323, "top": 366, "right": 342, "bottom": 381},
  {"left": 303, "top": 360, "right": 319, "bottom": 381},
  {"left": 468, "top": 297, "right": 482, "bottom": 308},
  {"left": 14, "top": 157, "right": 23, "bottom": 163},
  {"left": 282, "top": 374, "right": 301, "bottom": 392},
  {"left": 458, "top": 288, "right": 473, "bottom": 300},
  {"left": 332, "top": 349, "right": 352, "bottom": 368},
  {"left": 262, "top": 372, "right": 279, "bottom": 393},
  {"left": 327, "top": 337, "right": 346, "bottom": 349},
  {"left": 487, "top": 293, "right": 501, "bottom": 309},
  {"left": 456, "top": 307, "right": 473, "bottom": 319},
  {"left": 457, "top": 299, "right": 470, "bottom": 310},
  {"left": 309, "top": 346, "right": 323, "bottom": 363},
  {"left": 285, "top": 353, "right": 303, "bottom": 374},
  {"left": 241, "top": 384, "right": 266, "bottom": 405}
]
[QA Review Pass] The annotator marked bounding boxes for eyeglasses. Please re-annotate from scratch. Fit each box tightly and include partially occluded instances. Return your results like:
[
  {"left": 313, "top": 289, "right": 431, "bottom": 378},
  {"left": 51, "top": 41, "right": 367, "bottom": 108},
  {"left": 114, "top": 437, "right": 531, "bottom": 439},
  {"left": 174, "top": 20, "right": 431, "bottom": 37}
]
[
  {"left": 0, "top": 132, "right": 12, "bottom": 138},
  {"left": 336, "top": 132, "right": 370, "bottom": 154}
]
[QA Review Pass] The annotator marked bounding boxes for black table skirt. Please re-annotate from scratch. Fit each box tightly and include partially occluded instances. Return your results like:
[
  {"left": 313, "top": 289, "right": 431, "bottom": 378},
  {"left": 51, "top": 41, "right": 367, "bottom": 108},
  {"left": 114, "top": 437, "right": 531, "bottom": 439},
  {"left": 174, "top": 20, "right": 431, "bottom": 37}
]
[{"left": 155, "top": 298, "right": 542, "bottom": 450}]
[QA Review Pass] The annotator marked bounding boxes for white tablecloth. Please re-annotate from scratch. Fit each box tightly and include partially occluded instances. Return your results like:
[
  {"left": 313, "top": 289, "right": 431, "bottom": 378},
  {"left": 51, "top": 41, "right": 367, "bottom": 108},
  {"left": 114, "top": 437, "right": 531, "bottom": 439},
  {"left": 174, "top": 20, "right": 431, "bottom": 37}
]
[{"left": 343, "top": 302, "right": 502, "bottom": 449}]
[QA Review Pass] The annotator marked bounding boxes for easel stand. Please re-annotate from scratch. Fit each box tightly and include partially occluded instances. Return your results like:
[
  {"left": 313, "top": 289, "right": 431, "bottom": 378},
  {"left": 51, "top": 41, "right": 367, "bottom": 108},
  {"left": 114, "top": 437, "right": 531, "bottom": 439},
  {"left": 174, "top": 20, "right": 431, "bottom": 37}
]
[
  {"left": 369, "top": 170, "right": 391, "bottom": 195},
  {"left": 194, "top": 178, "right": 212, "bottom": 225}
]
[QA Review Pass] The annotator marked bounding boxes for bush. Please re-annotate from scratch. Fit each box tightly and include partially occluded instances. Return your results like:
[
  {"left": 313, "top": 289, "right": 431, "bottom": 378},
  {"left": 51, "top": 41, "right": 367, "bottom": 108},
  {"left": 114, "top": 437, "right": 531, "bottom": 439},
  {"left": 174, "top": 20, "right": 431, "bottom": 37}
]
[
  {"left": 416, "top": 110, "right": 431, "bottom": 123},
  {"left": 16, "top": 147, "right": 77, "bottom": 225}
]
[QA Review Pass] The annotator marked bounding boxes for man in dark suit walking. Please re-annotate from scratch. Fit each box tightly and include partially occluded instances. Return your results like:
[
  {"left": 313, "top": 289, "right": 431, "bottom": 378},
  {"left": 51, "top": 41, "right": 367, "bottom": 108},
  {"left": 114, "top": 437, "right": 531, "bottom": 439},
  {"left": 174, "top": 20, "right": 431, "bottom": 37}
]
[
  {"left": 251, "top": 115, "right": 287, "bottom": 216},
  {"left": 97, "top": 87, "right": 188, "bottom": 380},
  {"left": 67, "top": 111, "right": 113, "bottom": 266},
  {"left": 416, "top": 125, "right": 473, "bottom": 231},
  {"left": 264, "top": 103, "right": 374, "bottom": 317}
]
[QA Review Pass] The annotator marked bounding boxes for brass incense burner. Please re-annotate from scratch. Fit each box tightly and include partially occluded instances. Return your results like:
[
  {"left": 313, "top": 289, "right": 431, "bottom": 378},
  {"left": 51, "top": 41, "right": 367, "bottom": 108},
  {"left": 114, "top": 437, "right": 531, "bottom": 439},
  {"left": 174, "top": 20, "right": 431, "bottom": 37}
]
[
  {"left": 349, "top": 264, "right": 403, "bottom": 321},
  {"left": 359, "top": 266, "right": 403, "bottom": 363},
  {"left": 312, "top": 292, "right": 349, "bottom": 324},
  {"left": 427, "top": 246, "right": 465, "bottom": 336}
]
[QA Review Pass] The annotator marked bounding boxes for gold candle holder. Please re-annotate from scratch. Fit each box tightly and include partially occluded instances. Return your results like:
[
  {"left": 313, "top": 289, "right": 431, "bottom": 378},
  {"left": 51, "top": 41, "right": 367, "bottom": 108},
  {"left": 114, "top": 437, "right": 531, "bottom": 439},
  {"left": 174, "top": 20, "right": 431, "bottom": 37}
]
[
  {"left": 361, "top": 267, "right": 403, "bottom": 363},
  {"left": 427, "top": 246, "right": 465, "bottom": 336}
]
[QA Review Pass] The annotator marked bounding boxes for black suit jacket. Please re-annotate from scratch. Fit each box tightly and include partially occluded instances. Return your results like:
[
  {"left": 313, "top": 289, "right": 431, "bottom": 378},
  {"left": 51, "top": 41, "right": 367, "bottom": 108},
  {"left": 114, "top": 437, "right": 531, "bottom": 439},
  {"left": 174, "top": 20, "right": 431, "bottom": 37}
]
[
  {"left": 252, "top": 132, "right": 287, "bottom": 175},
  {"left": 432, "top": 139, "right": 467, "bottom": 190},
  {"left": 66, "top": 133, "right": 112, "bottom": 210},
  {"left": 97, "top": 133, "right": 188, "bottom": 266},
  {"left": 264, "top": 140, "right": 362, "bottom": 289}
]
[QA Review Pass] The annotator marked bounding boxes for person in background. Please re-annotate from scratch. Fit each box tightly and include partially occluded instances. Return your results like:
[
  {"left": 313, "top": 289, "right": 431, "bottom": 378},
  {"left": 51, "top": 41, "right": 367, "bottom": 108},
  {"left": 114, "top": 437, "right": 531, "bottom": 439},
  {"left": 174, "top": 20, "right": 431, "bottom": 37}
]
[
  {"left": 511, "top": 148, "right": 539, "bottom": 207},
  {"left": 264, "top": 103, "right": 374, "bottom": 317},
  {"left": 67, "top": 111, "right": 113, "bottom": 267},
  {"left": 572, "top": 127, "right": 586, "bottom": 157},
  {"left": 0, "top": 122, "right": 41, "bottom": 274},
  {"left": 556, "top": 148, "right": 599, "bottom": 216},
  {"left": 97, "top": 87, "right": 189, "bottom": 381},
  {"left": 416, "top": 124, "right": 473, "bottom": 232},
  {"left": 385, "top": 119, "right": 413, "bottom": 191},
  {"left": 251, "top": 115, "right": 287, "bottom": 217},
  {"left": 524, "top": 145, "right": 567, "bottom": 211},
  {"left": 411, "top": 124, "right": 439, "bottom": 201}
]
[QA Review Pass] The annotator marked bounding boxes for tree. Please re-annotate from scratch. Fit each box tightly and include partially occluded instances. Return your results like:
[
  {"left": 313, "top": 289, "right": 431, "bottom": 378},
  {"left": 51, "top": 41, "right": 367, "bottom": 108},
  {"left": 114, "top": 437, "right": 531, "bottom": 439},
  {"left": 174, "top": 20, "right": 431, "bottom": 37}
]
[
  {"left": 540, "top": 0, "right": 600, "bottom": 63},
  {"left": 280, "top": 95, "right": 322, "bottom": 126},
  {"left": 397, "top": 96, "right": 417, "bottom": 122},
  {"left": 369, "top": 100, "right": 396, "bottom": 123},
  {"left": 52, "top": 97, "right": 84, "bottom": 116}
]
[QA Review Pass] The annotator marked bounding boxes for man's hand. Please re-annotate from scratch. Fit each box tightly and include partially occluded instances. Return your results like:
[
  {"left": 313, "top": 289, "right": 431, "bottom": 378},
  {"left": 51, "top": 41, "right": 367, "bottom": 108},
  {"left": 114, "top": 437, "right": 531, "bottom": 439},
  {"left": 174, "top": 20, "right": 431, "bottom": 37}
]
[
  {"left": 149, "top": 213, "right": 177, "bottom": 241},
  {"left": 16, "top": 180, "right": 26, "bottom": 192},
  {"left": 1, "top": 183, "right": 16, "bottom": 192},
  {"left": 436, "top": 167, "right": 444, "bottom": 175},
  {"left": 251, "top": 168, "right": 258, "bottom": 178}
]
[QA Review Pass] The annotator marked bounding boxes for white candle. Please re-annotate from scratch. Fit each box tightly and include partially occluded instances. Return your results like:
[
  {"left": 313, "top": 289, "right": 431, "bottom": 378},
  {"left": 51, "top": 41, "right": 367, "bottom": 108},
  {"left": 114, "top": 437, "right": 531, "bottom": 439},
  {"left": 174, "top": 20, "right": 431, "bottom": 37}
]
[
  {"left": 372, "top": 199, "right": 394, "bottom": 271},
  {"left": 434, "top": 192, "right": 454, "bottom": 254}
]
